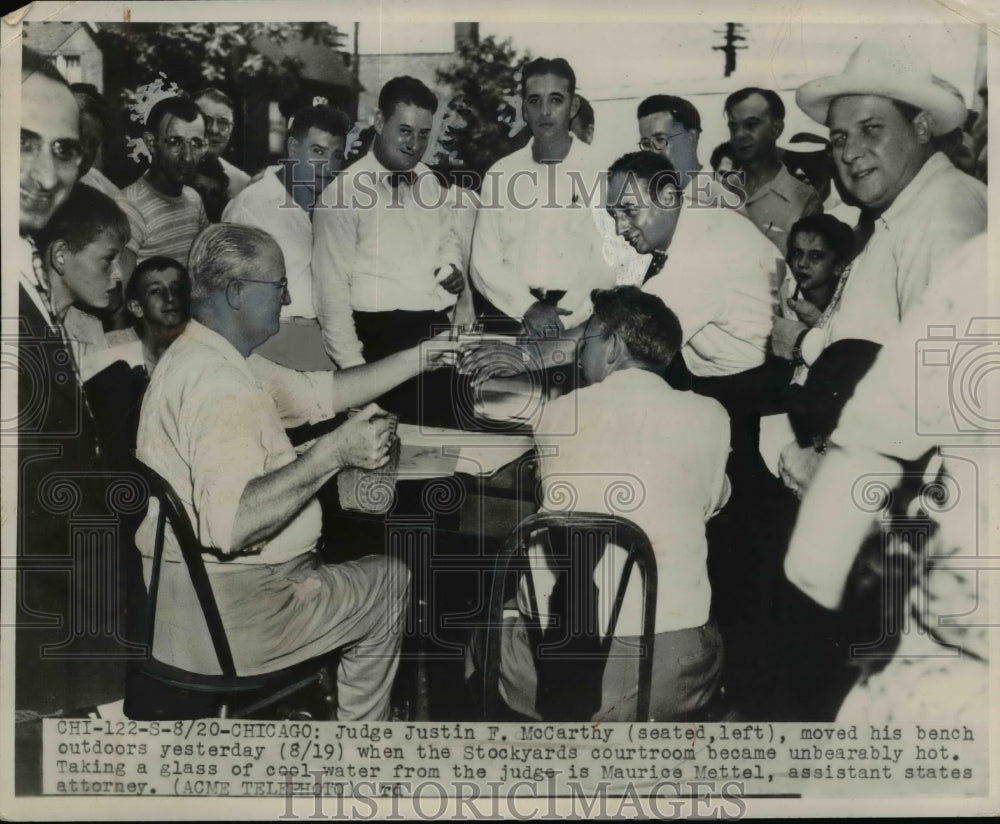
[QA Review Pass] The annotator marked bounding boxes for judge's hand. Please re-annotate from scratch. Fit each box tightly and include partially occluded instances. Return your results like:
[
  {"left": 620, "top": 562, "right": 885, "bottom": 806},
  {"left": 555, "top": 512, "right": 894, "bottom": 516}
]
[
  {"left": 778, "top": 440, "right": 825, "bottom": 499},
  {"left": 434, "top": 264, "right": 466, "bottom": 295},
  {"left": 323, "top": 403, "right": 395, "bottom": 470},
  {"left": 771, "top": 317, "right": 808, "bottom": 360},
  {"left": 418, "top": 329, "right": 462, "bottom": 371},
  {"left": 522, "top": 300, "right": 570, "bottom": 340},
  {"left": 786, "top": 296, "right": 823, "bottom": 327},
  {"left": 457, "top": 339, "right": 537, "bottom": 380}
]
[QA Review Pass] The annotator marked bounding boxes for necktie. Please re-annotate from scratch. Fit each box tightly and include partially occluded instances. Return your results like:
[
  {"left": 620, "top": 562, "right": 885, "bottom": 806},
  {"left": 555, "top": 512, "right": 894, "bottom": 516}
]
[{"left": 642, "top": 251, "right": 668, "bottom": 284}]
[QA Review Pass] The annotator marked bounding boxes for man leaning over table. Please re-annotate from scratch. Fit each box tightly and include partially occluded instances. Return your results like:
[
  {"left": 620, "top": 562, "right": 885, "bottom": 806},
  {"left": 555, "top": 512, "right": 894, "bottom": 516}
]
[{"left": 135, "top": 223, "right": 456, "bottom": 720}]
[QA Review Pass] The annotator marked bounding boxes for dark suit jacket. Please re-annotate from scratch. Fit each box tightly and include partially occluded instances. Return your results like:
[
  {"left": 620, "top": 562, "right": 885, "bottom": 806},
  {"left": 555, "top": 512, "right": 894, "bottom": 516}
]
[{"left": 15, "top": 284, "right": 142, "bottom": 715}]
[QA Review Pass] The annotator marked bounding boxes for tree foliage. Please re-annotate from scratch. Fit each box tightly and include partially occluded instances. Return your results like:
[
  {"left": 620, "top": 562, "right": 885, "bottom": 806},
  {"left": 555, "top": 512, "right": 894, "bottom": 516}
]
[
  {"left": 433, "top": 34, "right": 531, "bottom": 183},
  {"left": 96, "top": 22, "right": 344, "bottom": 100}
]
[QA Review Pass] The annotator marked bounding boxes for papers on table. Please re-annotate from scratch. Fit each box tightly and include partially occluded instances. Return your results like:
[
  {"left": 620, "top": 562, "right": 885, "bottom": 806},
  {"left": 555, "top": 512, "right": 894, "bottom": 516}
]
[{"left": 396, "top": 423, "right": 534, "bottom": 480}]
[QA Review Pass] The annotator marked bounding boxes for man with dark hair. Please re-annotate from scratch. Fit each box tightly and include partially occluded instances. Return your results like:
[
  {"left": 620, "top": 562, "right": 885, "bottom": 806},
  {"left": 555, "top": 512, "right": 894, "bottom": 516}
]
[
  {"left": 570, "top": 94, "right": 594, "bottom": 144},
  {"left": 194, "top": 87, "right": 251, "bottom": 198},
  {"left": 224, "top": 104, "right": 350, "bottom": 370},
  {"left": 124, "top": 255, "right": 190, "bottom": 372},
  {"left": 637, "top": 94, "right": 739, "bottom": 209},
  {"left": 71, "top": 83, "right": 119, "bottom": 199},
  {"left": 725, "top": 86, "right": 822, "bottom": 253},
  {"left": 471, "top": 56, "right": 617, "bottom": 337},
  {"left": 605, "top": 151, "right": 775, "bottom": 386},
  {"left": 116, "top": 96, "right": 209, "bottom": 287},
  {"left": 16, "top": 51, "right": 137, "bottom": 719},
  {"left": 496, "top": 286, "right": 730, "bottom": 721},
  {"left": 313, "top": 77, "right": 464, "bottom": 423}
]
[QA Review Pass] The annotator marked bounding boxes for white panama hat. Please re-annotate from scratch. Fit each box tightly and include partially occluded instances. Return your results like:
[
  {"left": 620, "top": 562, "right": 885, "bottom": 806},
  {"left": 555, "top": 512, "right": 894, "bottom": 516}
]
[{"left": 796, "top": 40, "right": 967, "bottom": 136}]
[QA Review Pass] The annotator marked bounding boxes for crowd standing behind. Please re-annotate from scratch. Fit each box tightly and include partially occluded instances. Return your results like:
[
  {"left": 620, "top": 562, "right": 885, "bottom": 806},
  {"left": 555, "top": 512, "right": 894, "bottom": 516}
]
[{"left": 14, "top": 34, "right": 990, "bottom": 725}]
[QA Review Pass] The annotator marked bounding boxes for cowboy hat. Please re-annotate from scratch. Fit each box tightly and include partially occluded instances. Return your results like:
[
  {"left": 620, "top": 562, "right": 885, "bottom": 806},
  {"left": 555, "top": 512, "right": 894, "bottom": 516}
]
[{"left": 796, "top": 40, "right": 967, "bottom": 135}]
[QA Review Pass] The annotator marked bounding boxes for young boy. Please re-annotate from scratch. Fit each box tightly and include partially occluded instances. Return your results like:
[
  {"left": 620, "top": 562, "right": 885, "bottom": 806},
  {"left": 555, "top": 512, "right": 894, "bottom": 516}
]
[
  {"left": 37, "top": 183, "right": 131, "bottom": 382},
  {"left": 120, "top": 255, "right": 191, "bottom": 374}
]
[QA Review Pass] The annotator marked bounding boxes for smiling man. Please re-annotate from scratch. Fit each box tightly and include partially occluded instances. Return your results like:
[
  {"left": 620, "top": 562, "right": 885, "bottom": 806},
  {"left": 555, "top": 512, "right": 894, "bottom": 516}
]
[
  {"left": 606, "top": 152, "right": 774, "bottom": 383},
  {"left": 778, "top": 41, "right": 987, "bottom": 375},
  {"left": 116, "top": 96, "right": 210, "bottom": 289},
  {"left": 471, "top": 57, "right": 616, "bottom": 336},
  {"left": 224, "top": 104, "right": 349, "bottom": 371},
  {"left": 312, "top": 77, "right": 463, "bottom": 424}
]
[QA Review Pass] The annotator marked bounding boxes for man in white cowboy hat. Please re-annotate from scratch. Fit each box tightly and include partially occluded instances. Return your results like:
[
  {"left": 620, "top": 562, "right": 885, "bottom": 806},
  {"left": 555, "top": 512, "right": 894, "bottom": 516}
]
[{"left": 771, "top": 39, "right": 986, "bottom": 495}]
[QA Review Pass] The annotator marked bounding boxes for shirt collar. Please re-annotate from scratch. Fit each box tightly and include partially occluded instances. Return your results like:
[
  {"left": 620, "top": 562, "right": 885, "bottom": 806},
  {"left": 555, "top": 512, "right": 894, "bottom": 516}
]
[
  {"left": 745, "top": 164, "right": 796, "bottom": 206},
  {"left": 360, "top": 151, "right": 428, "bottom": 193},
  {"left": 879, "top": 151, "right": 952, "bottom": 227},
  {"left": 184, "top": 319, "right": 255, "bottom": 375}
]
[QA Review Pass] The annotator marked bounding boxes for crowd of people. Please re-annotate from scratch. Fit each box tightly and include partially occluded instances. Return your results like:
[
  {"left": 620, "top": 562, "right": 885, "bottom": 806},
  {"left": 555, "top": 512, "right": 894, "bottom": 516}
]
[{"left": 15, "top": 34, "right": 990, "bottom": 733}]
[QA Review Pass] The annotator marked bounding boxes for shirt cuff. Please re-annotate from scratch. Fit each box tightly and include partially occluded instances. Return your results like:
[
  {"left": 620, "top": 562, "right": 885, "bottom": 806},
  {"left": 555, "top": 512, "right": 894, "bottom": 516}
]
[{"left": 800, "top": 327, "right": 824, "bottom": 367}]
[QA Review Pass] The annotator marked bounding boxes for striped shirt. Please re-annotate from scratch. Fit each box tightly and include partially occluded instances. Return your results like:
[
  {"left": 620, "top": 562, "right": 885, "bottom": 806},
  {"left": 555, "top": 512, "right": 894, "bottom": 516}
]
[{"left": 118, "top": 173, "right": 208, "bottom": 271}]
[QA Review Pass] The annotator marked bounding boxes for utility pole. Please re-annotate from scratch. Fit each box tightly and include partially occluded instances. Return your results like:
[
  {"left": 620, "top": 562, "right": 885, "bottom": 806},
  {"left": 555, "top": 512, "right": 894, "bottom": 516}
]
[{"left": 713, "top": 23, "right": 747, "bottom": 77}]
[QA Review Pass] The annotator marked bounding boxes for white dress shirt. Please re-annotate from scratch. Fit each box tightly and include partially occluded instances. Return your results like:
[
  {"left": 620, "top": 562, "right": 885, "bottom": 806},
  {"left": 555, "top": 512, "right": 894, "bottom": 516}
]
[
  {"left": 135, "top": 321, "right": 338, "bottom": 564},
  {"left": 471, "top": 136, "right": 617, "bottom": 328},
  {"left": 531, "top": 368, "right": 730, "bottom": 635},
  {"left": 802, "top": 152, "right": 987, "bottom": 363},
  {"left": 312, "top": 153, "right": 463, "bottom": 367},
  {"left": 641, "top": 203, "right": 777, "bottom": 377},
  {"left": 223, "top": 168, "right": 317, "bottom": 320}
]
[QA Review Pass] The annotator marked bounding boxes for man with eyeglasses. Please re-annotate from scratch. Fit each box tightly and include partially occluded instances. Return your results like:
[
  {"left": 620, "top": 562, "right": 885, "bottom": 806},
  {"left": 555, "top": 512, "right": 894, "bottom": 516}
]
[
  {"left": 224, "top": 104, "right": 350, "bottom": 372},
  {"left": 16, "top": 48, "right": 133, "bottom": 718},
  {"left": 194, "top": 87, "right": 251, "bottom": 199},
  {"left": 116, "top": 96, "right": 210, "bottom": 289},
  {"left": 134, "top": 222, "right": 457, "bottom": 719},
  {"left": 637, "top": 95, "right": 738, "bottom": 209},
  {"left": 724, "top": 87, "right": 823, "bottom": 255}
]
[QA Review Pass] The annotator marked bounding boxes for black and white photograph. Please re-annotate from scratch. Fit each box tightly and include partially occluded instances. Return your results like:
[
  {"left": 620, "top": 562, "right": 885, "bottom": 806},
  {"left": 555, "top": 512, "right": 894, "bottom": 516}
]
[{"left": 1, "top": 0, "right": 996, "bottom": 818}]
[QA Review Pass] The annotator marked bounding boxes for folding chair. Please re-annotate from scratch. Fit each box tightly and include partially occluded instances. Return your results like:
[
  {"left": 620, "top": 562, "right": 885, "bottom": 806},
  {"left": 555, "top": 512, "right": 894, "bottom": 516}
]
[
  {"left": 480, "top": 512, "right": 658, "bottom": 721},
  {"left": 123, "top": 461, "right": 336, "bottom": 720}
]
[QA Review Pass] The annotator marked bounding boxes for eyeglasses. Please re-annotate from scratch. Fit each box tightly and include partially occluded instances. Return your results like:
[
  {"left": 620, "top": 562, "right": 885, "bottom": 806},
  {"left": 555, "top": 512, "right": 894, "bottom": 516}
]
[
  {"left": 637, "top": 131, "right": 689, "bottom": 152},
  {"left": 162, "top": 135, "right": 207, "bottom": 154},
  {"left": 233, "top": 276, "right": 289, "bottom": 296},
  {"left": 203, "top": 116, "right": 234, "bottom": 132}
]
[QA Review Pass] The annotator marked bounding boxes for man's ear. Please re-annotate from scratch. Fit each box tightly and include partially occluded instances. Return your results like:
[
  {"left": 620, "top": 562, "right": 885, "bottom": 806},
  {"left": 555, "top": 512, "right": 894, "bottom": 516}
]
[
  {"left": 607, "top": 331, "right": 626, "bottom": 368},
  {"left": 912, "top": 111, "right": 933, "bottom": 144},
  {"left": 772, "top": 117, "right": 785, "bottom": 141},
  {"left": 143, "top": 130, "right": 156, "bottom": 156},
  {"left": 286, "top": 135, "right": 300, "bottom": 157},
  {"left": 225, "top": 279, "right": 243, "bottom": 310},
  {"left": 570, "top": 95, "right": 581, "bottom": 121},
  {"left": 373, "top": 109, "right": 385, "bottom": 136},
  {"left": 49, "top": 239, "right": 68, "bottom": 276},
  {"left": 126, "top": 298, "right": 144, "bottom": 320}
]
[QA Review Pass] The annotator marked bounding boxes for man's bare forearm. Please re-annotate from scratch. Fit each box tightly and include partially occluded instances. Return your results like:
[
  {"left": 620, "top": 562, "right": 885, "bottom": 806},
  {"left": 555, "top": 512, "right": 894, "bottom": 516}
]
[{"left": 229, "top": 442, "right": 345, "bottom": 553}]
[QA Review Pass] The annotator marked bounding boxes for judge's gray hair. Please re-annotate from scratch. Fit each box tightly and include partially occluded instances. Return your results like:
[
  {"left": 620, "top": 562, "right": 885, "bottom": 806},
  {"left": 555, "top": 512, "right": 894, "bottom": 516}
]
[{"left": 188, "top": 223, "right": 279, "bottom": 300}]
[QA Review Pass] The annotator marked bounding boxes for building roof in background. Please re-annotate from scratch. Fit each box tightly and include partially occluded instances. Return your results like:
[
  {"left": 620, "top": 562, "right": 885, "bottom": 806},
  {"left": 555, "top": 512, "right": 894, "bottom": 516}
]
[{"left": 22, "top": 21, "right": 100, "bottom": 56}]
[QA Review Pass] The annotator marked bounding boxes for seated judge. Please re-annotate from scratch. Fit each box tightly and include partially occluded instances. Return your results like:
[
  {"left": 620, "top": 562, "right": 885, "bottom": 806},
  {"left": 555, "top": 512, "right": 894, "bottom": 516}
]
[{"left": 134, "top": 223, "right": 456, "bottom": 720}]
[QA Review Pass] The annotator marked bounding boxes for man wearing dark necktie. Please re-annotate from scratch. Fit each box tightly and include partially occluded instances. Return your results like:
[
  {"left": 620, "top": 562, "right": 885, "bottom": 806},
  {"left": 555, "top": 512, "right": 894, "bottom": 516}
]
[{"left": 313, "top": 77, "right": 465, "bottom": 426}]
